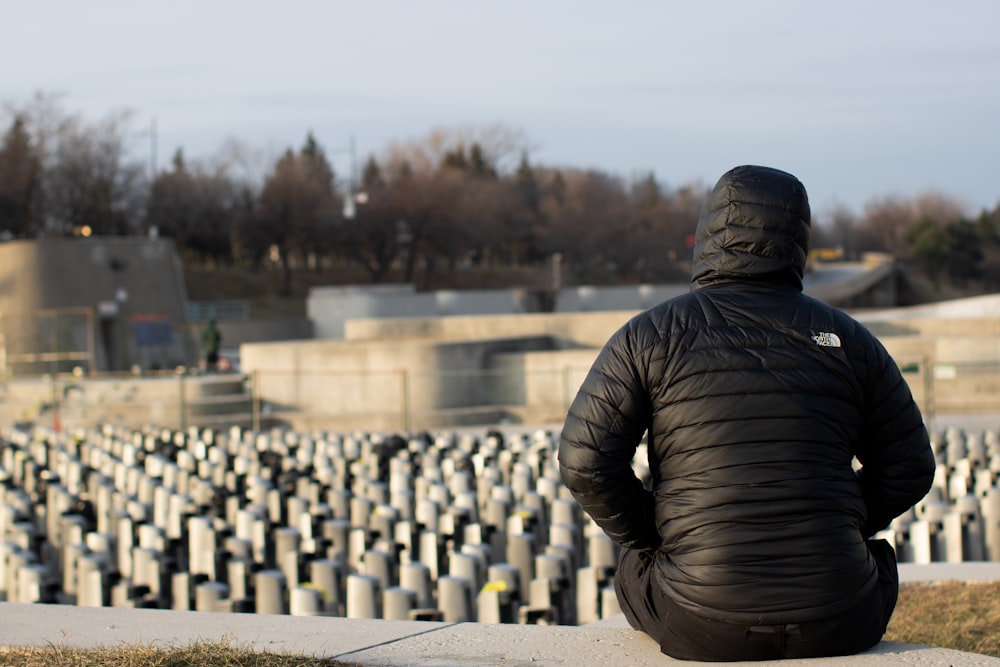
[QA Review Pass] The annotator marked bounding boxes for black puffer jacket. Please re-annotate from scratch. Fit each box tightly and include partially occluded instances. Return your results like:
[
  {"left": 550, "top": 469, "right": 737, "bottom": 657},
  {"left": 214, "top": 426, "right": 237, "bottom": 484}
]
[{"left": 559, "top": 165, "right": 935, "bottom": 624}]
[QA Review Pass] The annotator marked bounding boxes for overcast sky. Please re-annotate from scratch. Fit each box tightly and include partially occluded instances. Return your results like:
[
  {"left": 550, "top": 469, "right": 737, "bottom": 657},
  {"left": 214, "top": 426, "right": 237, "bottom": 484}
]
[{"left": 3, "top": 0, "right": 999, "bottom": 218}]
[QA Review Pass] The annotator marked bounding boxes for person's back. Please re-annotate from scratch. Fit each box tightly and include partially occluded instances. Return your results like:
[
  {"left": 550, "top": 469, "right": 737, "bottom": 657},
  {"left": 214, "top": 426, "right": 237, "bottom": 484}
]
[
  {"left": 558, "top": 165, "right": 936, "bottom": 660},
  {"left": 644, "top": 284, "right": 896, "bottom": 621}
]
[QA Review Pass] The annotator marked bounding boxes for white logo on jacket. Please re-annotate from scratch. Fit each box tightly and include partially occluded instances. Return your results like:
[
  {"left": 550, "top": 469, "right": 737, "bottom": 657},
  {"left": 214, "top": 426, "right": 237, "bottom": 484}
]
[{"left": 811, "top": 332, "right": 842, "bottom": 348}]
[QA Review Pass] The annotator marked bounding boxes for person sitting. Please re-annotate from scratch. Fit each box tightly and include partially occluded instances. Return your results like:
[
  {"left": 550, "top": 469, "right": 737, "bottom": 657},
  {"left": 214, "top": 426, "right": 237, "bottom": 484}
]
[{"left": 558, "top": 165, "right": 935, "bottom": 661}]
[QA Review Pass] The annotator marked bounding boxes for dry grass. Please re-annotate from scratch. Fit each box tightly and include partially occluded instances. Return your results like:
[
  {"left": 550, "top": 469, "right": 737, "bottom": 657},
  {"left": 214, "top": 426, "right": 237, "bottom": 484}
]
[
  {"left": 0, "top": 639, "right": 362, "bottom": 667},
  {"left": 886, "top": 580, "right": 1000, "bottom": 657},
  {"left": 0, "top": 582, "right": 996, "bottom": 665}
]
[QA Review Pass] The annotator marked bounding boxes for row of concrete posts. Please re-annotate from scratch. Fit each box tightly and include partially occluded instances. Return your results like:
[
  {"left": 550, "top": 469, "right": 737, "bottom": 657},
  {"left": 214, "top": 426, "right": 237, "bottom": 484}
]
[
  {"left": 1, "top": 419, "right": 999, "bottom": 624},
  {"left": 884, "top": 425, "right": 1000, "bottom": 563},
  {"left": 0, "top": 423, "right": 622, "bottom": 624}
]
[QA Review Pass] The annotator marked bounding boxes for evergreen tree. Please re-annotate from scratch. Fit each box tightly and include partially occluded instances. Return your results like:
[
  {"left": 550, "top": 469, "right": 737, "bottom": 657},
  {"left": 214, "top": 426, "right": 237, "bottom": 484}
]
[
  {"left": 468, "top": 142, "right": 496, "bottom": 178},
  {"left": 0, "top": 115, "right": 43, "bottom": 237},
  {"left": 514, "top": 152, "right": 539, "bottom": 212}
]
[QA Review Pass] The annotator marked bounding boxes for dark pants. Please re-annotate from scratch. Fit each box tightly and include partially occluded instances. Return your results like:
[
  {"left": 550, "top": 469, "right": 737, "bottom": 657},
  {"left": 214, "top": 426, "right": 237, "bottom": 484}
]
[{"left": 614, "top": 540, "right": 899, "bottom": 662}]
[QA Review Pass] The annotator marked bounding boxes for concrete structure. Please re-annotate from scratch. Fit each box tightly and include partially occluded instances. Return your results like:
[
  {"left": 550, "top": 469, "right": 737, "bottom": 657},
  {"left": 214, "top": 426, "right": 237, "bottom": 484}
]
[
  {"left": 0, "top": 372, "right": 253, "bottom": 431},
  {"left": 308, "top": 284, "right": 553, "bottom": 339},
  {"left": 242, "top": 292, "right": 1000, "bottom": 434},
  {"left": 803, "top": 252, "right": 899, "bottom": 308},
  {"left": 1, "top": 586, "right": 997, "bottom": 666},
  {"left": 0, "top": 244, "right": 994, "bottom": 434},
  {"left": 1, "top": 293, "right": 997, "bottom": 435},
  {"left": 0, "top": 237, "right": 196, "bottom": 374},
  {"left": 306, "top": 254, "right": 897, "bottom": 340},
  {"left": 3, "top": 250, "right": 998, "bottom": 664}
]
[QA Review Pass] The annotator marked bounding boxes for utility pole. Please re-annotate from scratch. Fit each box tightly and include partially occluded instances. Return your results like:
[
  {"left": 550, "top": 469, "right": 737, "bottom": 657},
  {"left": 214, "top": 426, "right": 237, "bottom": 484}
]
[
  {"left": 343, "top": 134, "right": 358, "bottom": 219},
  {"left": 149, "top": 117, "right": 159, "bottom": 181}
]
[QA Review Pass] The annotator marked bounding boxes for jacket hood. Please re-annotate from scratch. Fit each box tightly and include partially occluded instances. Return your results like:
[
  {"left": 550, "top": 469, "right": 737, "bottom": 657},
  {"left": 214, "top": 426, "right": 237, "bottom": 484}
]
[{"left": 691, "top": 165, "right": 811, "bottom": 291}]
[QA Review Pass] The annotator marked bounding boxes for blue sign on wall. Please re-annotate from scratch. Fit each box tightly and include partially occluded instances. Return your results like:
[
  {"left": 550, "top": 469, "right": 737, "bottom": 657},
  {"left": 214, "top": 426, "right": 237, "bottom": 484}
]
[{"left": 131, "top": 314, "right": 173, "bottom": 346}]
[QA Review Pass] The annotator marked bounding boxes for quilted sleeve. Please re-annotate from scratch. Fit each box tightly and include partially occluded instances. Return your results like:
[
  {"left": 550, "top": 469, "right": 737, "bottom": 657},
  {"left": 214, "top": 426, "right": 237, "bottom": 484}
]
[
  {"left": 854, "top": 332, "right": 936, "bottom": 538},
  {"left": 558, "top": 319, "right": 658, "bottom": 550}
]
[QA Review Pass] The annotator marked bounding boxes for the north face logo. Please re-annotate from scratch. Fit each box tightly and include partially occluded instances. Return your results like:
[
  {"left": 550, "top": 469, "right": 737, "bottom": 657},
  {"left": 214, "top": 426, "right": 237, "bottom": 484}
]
[{"left": 811, "top": 332, "right": 842, "bottom": 348}]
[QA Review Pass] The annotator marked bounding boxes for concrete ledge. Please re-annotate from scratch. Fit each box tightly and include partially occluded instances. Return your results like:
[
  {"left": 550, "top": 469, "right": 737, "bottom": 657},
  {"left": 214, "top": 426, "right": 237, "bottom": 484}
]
[
  {"left": 2, "top": 564, "right": 1000, "bottom": 664},
  {"left": 1, "top": 600, "right": 996, "bottom": 666},
  {"left": 899, "top": 562, "right": 1000, "bottom": 583}
]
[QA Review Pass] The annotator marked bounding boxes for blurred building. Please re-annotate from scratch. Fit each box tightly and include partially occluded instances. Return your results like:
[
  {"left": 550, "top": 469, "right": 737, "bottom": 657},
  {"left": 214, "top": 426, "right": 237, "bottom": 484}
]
[{"left": 0, "top": 237, "right": 197, "bottom": 375}]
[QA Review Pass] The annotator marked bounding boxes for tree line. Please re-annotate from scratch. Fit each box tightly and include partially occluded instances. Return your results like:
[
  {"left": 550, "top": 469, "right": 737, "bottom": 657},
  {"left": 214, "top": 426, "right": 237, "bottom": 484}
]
[{"left": 2, "top": 95, "right": 999, "bottom": 294}]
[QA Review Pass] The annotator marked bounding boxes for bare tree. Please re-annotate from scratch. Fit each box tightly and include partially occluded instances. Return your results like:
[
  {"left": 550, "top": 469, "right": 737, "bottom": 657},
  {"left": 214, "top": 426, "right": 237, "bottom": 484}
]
[
  {"left": 147, "top": 149, "right": 239, "bottom": 265},
  {"left": 812, "top": 203, "right": 859, "bottom": 259},
  {"left": 536, "top": 168, "right": 631, "bottom": 282},
  {"left": 857, "top": 191, "right": 968, "bottom": 260},
  {"left": 912, "top": 192, "right": 967, "bottom": 226},
  {"left": 391, "top": 166, "right": 464, "bottom": 287},
  {"left": 621, "top": 175, "right": 705, "bottom": 282},
  {"left": 343, "top": 184, "right": 405, "bottom": 283},
  {"left": 42, "top": 110, "right": 148, "bottom": 236},
  {"left": 857, "top": 197, "right": 918, "bottom": 257},
  {"left": 3, "top": 95, "right": 149, "bottom": 237},
  {"left": 383, "top": 124, "right": 528, "bottom": 176}
]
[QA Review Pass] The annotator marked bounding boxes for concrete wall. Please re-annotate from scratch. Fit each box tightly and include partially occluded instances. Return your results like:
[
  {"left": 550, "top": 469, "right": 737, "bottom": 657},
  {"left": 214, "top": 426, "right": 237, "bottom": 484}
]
[
  {"left": 344, "top": 310, "right": 635, "bottom": 348},
  {"left": 863, "top": 319, "right": 1000, "bottom": 338},
  {"left": 312, "top": 285, "right": 690, "bottom": 341},
  {"left": 555, "top": 284, "right": 689, "bottom": 312},
  {"left": 802, "top": 254, "right": 898, "bottom": 308},
  {"left": 0, "top": 373, "right": 251, "bottom": 431},
  {"left": 856, "top": 293, "right": 1000, "bottom": 320},
  {"left": 241, "top": 335, "right": 557, "bottom": 431},
  {"left": 5, "top": 296, "right": 1000, "bottom": 433},
  {"left": 308, "top": 284, "right": 549, "bottom": 339},
  {"left": 488, "top": 348, "right": 599, "bottom": 423},
  {"left": 244, "top": 294, "right": 1000, "bottom": 432},
  {"left": 307, "top": 255, "right": 898, "bottom": 341},
  {"left": 0, "top": 238, "right": 197, "bottom": 374}
]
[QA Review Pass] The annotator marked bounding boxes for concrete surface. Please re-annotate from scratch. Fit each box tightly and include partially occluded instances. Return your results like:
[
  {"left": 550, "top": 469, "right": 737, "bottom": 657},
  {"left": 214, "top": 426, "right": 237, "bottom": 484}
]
[{"left": 2, "top": 563, "right": 999, "bottom": 666}]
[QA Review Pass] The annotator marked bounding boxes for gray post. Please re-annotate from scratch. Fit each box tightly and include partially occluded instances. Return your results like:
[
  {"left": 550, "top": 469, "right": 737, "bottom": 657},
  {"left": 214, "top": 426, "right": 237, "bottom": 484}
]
[
  {"left": 418, "top": 530, "right": 441, "bottom": 581},
  {"left": 78, "top": 560, "right": 107, "bottom": 608},
  {"left": 361, "top": 549, "right": 395, "bottom": 592},
  {"left": 399, "top": 561, "right": 433, "bottom": 609},
  {"left": 437, "top": 575, "right": 474, "bottom": 622},
  {"left": 275, "top": 526, "right": 303, "bottom": 588},
  {"left": 506, "top": 533, "right": 536, "bottom": 599},
  {"left": 308, "top": 559, "right": 345, "bottom": 615},
  {"left": 254, "top": 569, "right": 288, "bottom": 615},
  {"left": 187, "top": 515, "right": 217, "bottom": 579},
  {"left": 983, "top": 487, "right": 1000, "bottom": 560},
  {"left": 448, "top": 551, "right": 483, "bottom": 596},
  {"left": 195, "top": 581, "right": 230, "bottom": 613},
  {"left": 227, "top": 557, "right": 254, "bottom": 605},
  {"left": 383, "top": 586, "right": 418, "bottom": 620},
  {"left": 17, "top": 563, "right": 49, "bottom": 603},
  {"left": 290, "top": 585, "right": 324, "bottom": 616},
  {"left": 346, "top": 573, "right": 381, "bottom": 619},
  {"left": 486, "top": 563, "right": 523, "bottom": 607}
]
